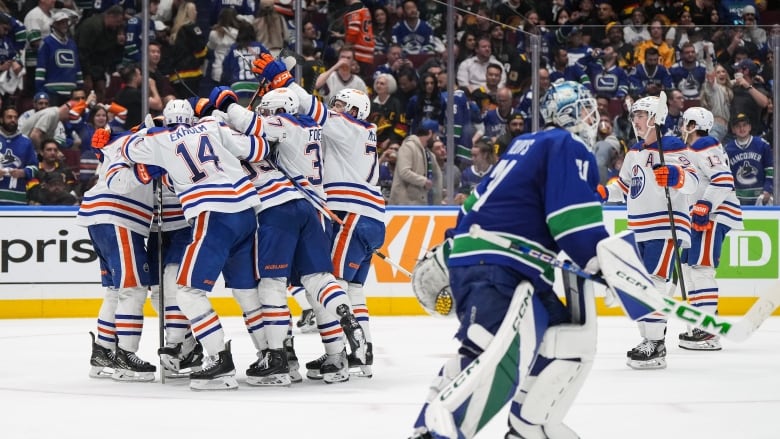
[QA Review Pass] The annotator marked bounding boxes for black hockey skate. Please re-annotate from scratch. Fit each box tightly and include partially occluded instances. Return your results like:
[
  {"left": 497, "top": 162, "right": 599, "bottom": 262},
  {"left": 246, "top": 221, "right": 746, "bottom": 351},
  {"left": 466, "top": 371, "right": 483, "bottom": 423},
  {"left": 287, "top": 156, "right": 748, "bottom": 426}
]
[
  {"left": 336, "top": 304, "right": 367, "bottom": 363},
  {"left": 626, "top": 339, "right": 667, "bottom": 370},
  {"left": 89, "top": 331, "right": 116, "bottom": 379},
  {"left": 246, "top": 348, "right": 291, "bottom": 387},
  {"left": 296, "top": 308, "right": 317, "bottom": 333},
  {"left": 158, "top": 340, "right": 204, "bottom": 378},
  {"left": 189, "top": 340, "right": 238, "bottom": 391},
  {"left": 305, "top": 350, "right": 349, "bottom": 383},
  {"left": 284, "top": 336, "right": 302, "bottom": 383},
  {"left": 679, "top": 328, "right": 722, "bottom": 351},
  {"left": 347, "top": 341, "right": 373, "bottom": 378},
  {"left": 113, "top": 347, "right": 156, "bottom": 382}
]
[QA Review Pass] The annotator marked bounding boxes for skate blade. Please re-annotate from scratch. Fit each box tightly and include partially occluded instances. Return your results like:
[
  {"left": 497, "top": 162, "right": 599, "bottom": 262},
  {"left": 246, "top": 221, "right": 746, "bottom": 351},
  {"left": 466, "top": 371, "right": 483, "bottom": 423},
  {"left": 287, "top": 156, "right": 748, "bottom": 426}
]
[
  {"left": 89, "top": 366, "right": 115, "bottom": 379},
  {"left": 323, "top": 370, "right": 350, "bottom": 384},
  {"left": 246, "top": 373, "right": 292, "bottom": 387},
  {"left": 348, "top": 364, "right": 373, "bottom": 378},
  {"left": 190, "top": 376, "right": 238, "bottom": 391},
  {"left": 679, "top": 341, "right": 722, "bottom": 351},
  {"left": 306, "top": 370, "right": 324, "bottom": 380},
  {"left": 626, "top": 358, "right": 667, "bottom": 370},
  {"left": 111, "top": 369, "right": 156, "bottom": 382}
]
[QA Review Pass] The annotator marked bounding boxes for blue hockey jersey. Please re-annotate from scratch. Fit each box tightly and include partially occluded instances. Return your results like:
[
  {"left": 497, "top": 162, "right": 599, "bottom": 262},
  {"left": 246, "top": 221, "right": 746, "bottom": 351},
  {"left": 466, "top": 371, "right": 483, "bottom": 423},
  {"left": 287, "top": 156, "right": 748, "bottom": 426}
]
[
  {"left": 0, "top": 131, "right": 38, "bottom": 205},
  {"left": 448, "top": 127, "right": 609, "bottom": 288},
  {"left": 35, "top": 34, "right": 83, "bottom": 98},
  {"left": 724, "top": 135, "right": 774, "bottom": 204}
]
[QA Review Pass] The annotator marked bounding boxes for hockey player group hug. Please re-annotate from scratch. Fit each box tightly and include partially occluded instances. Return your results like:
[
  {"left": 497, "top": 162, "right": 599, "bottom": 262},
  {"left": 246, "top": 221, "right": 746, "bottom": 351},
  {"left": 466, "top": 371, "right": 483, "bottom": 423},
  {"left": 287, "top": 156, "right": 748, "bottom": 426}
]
[
  {"left": 78, "top": 46, "right": 381, "bottom": 391},
  {"left": 409, "top": 80, "right": 745, "bottom": 438}
]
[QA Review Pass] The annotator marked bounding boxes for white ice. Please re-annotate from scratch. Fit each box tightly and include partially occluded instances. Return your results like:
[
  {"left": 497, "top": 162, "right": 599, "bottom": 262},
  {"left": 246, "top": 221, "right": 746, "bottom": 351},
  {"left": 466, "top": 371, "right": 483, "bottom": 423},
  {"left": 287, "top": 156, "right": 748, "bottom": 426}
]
[{"left": 1, "top": 316, "right": 779, "bottom": 439}]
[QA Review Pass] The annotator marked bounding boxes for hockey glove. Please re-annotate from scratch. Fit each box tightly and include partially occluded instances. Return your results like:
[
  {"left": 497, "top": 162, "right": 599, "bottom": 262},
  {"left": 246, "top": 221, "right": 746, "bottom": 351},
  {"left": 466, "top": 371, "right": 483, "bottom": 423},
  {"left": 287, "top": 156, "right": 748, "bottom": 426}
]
[
  {"left": 209, "top": 86, "right": 238, "bottom": 113},
  {"left": 251, "top": 53, "right": 293, "bottom": 89},
  {"left": 134, "top": 163, "right": 165, "bottom": 184},
  {"left": 690, "top": 200, "right": 713, "bottom": 232},
  {"left": 91, "top": 127, "right": 111, "bottom": 149},
  {"left": 68, "top": 99, "right": 87, "bottom": 123},
  {"left": 596, "top": 184, "right": 608, "bottom": 203},
  {"left": 652, "top": 164, "right": 685, "bottom": 189}
]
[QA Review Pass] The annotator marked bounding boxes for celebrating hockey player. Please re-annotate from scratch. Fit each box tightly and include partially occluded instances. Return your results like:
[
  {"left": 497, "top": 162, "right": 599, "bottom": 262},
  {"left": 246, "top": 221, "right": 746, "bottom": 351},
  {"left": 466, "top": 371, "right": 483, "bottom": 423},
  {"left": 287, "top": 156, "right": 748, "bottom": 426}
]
[
  {"left": 677, "top": 107, "right": 743, "bottom": 350},
  {"left": 410, "top": 81, "right": 611, "bottom": 438},
  {"left": 112, "top": 98, "right": 267, "bottom": 390},
  {"left": 600, "top": 94, "right": 699, "bottom": 369}
]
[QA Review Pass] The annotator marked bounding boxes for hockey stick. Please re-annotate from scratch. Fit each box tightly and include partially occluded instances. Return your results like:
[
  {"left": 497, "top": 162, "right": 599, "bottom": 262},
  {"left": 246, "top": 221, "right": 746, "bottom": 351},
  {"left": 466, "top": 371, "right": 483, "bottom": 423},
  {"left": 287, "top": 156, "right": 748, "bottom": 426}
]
[
  {"left": 155, "top": 180, "right": 165, "bottom": 384},
  {"left": 467, "top": 225, "right": 780, "bottom": 343},
  {"left": 653, "top": 91, "right": 688, "bottom": 301},
  {"left": 269, "top": 158, "right": 413, "bottom": 278}
]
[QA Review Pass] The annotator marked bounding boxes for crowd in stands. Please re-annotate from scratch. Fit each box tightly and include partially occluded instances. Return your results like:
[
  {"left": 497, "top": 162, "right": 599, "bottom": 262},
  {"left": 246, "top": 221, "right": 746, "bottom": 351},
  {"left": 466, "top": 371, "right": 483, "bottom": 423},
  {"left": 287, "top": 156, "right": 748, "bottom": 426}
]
[{"left": 0, "top": 0, "right": 775, "bottom": 206}]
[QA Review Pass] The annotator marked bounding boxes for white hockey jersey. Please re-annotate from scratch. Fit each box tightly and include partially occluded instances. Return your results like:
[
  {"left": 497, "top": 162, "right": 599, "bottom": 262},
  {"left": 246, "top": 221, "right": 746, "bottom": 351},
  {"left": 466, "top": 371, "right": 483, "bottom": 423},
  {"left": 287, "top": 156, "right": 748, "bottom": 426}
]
[
  {"left": 120, "top": 119, "right": 266, "bottom": 220},
  {"left": 321, "top": 111, "right": 385, "bottom": 222},
  {"left": 606, "top": 136, "right": 699, "bottom": 245},
  {"left": 687, "top": 136, "right": 743, "bottom": 230},
  {"left": 76, "top": 133, "right": 154, "bottom": 236}
]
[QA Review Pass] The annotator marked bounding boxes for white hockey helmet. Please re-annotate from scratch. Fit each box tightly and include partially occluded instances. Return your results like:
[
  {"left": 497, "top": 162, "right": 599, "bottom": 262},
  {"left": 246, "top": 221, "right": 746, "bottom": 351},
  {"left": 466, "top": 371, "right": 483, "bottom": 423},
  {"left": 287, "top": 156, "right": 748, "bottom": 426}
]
[
  {"left": 163, "top": 99, "right": 195, "bottom": 126},
  {"left": 540, "top": 80, "right": 599, "bottom": 147},
  {"left": 257, "top": 87, "right": 299, "bottom": 116},
  {"left": 682, "top": 106, "right": 714, "bottom": 132},
  {"left": 630, "top": 95, "right": 668, "bottom": 139},
  {"left": 331, "top": 88, "right": 371, "bottom": 120}
]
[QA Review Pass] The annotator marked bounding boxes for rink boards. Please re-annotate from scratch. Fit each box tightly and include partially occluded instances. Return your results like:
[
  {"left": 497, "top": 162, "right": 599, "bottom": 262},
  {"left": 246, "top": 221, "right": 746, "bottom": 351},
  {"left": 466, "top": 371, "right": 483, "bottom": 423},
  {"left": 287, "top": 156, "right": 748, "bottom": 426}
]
[{"left": 0, "top": 206, "right": 778, "bottom": 318}]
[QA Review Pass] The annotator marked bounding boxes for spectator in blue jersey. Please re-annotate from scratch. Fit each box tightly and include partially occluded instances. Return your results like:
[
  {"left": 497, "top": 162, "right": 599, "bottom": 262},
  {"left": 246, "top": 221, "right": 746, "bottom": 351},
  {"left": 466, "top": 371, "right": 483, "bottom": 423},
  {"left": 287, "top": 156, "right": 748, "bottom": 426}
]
[
  {"left": 725, "top": 114, "right": 774, "bottom": 205},
  {"left": 663, "top": 89, "right": 685, "bottom": 137},
  {"left": 628, "top": 46, "right": 673, "bottom": 96},
  {"left": 517, "top": 67, "right": 551, "bottom": 133},
  {"left": 669, "top": 42, "right": 707, "bottom": 101},
  {"left": 549, "top": 47, "right": 592, "bottom": 92},
  {"left": 406, "top": 72, "right": 444, "bottom": 134},
  {"left": 0, "top": 13, "right": 24, "bottom": 96},
  {"left": 391, "top": 0, "right": 436, "bottom": 55},
  {"left": 123, "top": 0, "right": 161, "bottom": 63},
  {"left": 76, "top": 104, "right": 107, "bottom": 194},
  {"left": 458, "top": 139, "right": 495, "bottom": 196},
  {"left": 220, "top": 23, "right": 265, "bottom": 105},
  {"left": 0, "top": 106, "right": 38, "bottom": 205},
  {"left": 35, "top": 10, "right": 82, "bottom": 106},
  {"left": 211, "top": 0, "right": 255, "bottom": 25},
  {"left": 578, "top": 44, "right": 629, "bottom": 99},
  {"left": 480, "top": 87, "right": 518, "bottom": 144}
]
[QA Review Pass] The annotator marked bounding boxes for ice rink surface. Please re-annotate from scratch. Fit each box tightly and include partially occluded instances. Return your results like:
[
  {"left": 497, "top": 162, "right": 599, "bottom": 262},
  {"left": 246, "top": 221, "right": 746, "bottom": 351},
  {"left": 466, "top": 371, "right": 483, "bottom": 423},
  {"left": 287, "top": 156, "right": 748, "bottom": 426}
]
[{"left": 1, "top": 315, "right": 779, "bottom": 439}]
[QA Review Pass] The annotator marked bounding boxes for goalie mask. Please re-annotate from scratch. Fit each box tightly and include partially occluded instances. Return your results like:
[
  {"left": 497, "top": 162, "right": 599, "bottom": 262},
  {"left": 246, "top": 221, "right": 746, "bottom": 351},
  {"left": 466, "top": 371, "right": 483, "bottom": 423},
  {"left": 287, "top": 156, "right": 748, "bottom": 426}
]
[
  {"left": 540, "top": 80, "right": 599, "bottom": 148},
  {"left": 412, "top": 239, "right": 454, "bottom": 317}
]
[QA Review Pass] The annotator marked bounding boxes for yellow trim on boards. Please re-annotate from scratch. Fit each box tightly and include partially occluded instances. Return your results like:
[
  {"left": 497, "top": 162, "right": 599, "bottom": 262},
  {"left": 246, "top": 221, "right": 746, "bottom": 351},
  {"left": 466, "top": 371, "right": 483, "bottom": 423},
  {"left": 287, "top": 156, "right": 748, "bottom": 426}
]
[{"left": 0, "top": 297, "right": 777, "bottom": 319}]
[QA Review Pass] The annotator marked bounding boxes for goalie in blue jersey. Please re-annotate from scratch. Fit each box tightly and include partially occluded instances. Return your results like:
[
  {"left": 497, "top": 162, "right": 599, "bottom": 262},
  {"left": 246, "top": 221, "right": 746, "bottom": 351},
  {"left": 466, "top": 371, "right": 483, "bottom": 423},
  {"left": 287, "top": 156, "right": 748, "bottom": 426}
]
[{"left": 410, "top": 81, "right": 612, "bottom": 439}]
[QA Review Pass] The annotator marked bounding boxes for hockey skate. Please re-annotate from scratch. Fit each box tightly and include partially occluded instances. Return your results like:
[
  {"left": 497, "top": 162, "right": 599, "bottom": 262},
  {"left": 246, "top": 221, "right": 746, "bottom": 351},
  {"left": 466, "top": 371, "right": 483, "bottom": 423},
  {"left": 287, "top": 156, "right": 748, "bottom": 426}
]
[
  {"left": 296, "top": 309, "right": 317, "bottom": 333},
  {"left": 189, "top": 340, "right": 238, "bottom": 391},
  {"left": 347, "top": 341, "right": 373, "bottom": 378},
  {"left": 626, "top": 339, "right": 667, "bottom": 370},
  {"left": 158, "top": 340, "right": 204, "bottom": 378},
  {"left": 679, "top": 328, "right": 722, "bottom": 351},
  {"left": 284, "top": 336, "right": 302, "bottom": 383},
  {"left": 113, "top": 347, "right": 156, "bottom": 382},
  {"left": 306, "top": 349, "right": 349, "bottom": 383},
  {"left": 246, "top": 349, "right": 291, "bottom": 387},
  {"left": 336, "top": 304, "right": 367, "bottom": 363},
  {"left": 89, "top": 331, "right": 116, "bottom": 379}
]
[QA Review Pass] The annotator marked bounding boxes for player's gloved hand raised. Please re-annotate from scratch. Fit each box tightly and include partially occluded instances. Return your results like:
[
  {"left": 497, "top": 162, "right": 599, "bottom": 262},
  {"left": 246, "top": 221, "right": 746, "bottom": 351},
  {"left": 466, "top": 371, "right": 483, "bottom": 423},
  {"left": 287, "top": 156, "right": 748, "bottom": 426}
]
[
  {"left": 209, "top": 86, "right": 238, "bottom": 113},
  {"left": 91, "top": 127, "right": 111, "bottom": 148},
  {"left": 652, "top": 164, "right": 685, "bottom": 189},
  {"left": 134, "top": 163, "right": 166, "bottom": 184},
  {"left": 690, "top": 200, "right": 713, "bottom": 231},
  {"left": 251, "top": 53, "right": 293, "bottom": 89}
]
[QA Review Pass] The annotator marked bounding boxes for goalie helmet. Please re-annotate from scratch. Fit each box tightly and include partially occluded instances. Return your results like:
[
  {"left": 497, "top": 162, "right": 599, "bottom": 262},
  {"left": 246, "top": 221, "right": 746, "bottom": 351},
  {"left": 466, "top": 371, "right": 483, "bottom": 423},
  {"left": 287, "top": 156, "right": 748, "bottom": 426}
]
[
  {"left": 163, "top": 99, "right": 195, "bottom": 126},
  {"left": 411, "top": 239, "right": 455, "bottom": 317},
  {"left": 257, "top": 88, "right": 299, "bottom": 116},
  {"left": 332, "top": 88, "right": 371, "bottom": 120},
  {"left": 540, "top": 80, "right": 599, "bottom": 147}
]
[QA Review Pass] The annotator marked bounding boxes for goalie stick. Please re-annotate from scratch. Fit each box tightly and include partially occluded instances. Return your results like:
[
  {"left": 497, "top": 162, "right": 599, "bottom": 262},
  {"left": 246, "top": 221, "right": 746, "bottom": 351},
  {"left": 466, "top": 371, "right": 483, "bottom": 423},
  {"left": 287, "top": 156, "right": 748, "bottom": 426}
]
[{"left": 468, "top": 225, "right": 780, "bottom": 343}]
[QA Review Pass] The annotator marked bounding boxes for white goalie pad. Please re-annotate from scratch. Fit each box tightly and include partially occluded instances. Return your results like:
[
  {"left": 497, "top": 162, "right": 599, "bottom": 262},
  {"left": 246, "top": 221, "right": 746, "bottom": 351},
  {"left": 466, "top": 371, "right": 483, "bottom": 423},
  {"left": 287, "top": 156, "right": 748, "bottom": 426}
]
[{"left": 412, "top": 239, "right": 454, "bottom": 317}]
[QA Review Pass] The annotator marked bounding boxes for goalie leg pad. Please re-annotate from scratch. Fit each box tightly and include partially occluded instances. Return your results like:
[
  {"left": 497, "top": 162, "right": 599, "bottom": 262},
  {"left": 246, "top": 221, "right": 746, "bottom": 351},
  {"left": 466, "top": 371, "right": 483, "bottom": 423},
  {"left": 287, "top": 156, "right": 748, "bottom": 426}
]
[{"left": 509, "top": 278, "right": 597, "bottom": 438}]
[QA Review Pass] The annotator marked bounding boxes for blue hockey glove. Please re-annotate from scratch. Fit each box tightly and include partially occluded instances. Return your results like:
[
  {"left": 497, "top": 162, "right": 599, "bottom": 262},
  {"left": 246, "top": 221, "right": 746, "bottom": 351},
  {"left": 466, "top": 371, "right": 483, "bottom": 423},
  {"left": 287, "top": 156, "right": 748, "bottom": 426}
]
[
  {"left": 690, "top": 200, "right": 713, "bottom": 232},
  {"left": 134, "top": 164, "right": 166, "bottom": 184},
  {"left": 652, "top": 164, "right": 685, "bottom": 189},
  {"left": 209, "top": 86, "right": 238, "bottom": 112}
]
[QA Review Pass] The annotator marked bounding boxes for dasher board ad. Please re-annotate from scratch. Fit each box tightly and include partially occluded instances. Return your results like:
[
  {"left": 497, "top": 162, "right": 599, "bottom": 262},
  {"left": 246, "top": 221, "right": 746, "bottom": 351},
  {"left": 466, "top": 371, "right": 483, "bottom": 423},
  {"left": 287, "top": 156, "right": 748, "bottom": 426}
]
[{"left": 0, "top": 206, "right": 777, "bottom": 316}]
